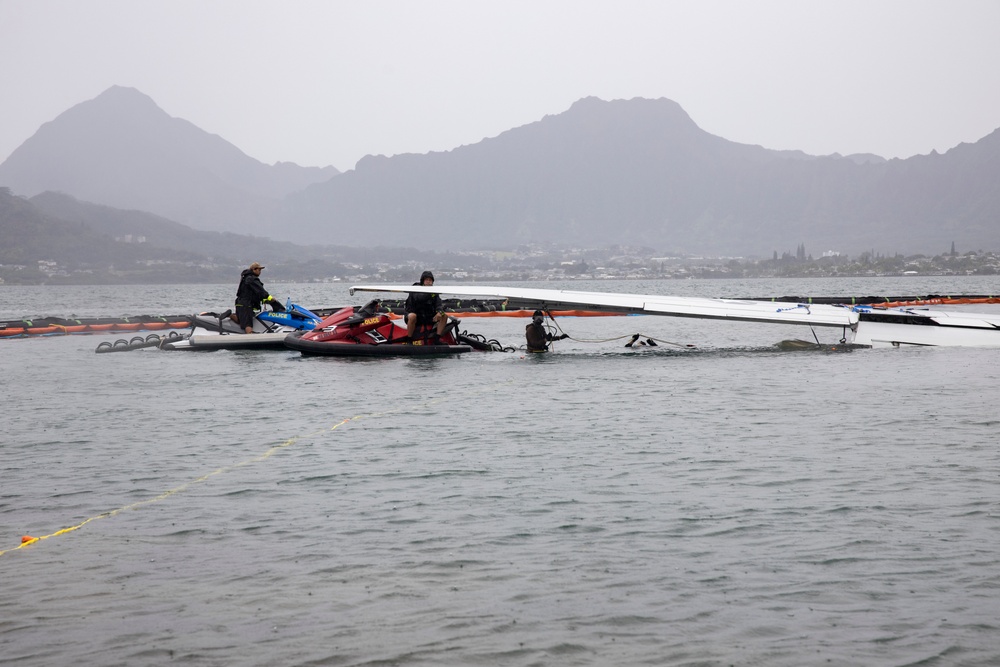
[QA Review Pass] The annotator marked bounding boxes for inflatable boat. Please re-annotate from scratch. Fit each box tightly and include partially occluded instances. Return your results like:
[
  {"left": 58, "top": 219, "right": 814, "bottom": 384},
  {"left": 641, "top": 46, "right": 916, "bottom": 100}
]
[{"left": 284, "top": 300, "right": 499, "bottom": 357}]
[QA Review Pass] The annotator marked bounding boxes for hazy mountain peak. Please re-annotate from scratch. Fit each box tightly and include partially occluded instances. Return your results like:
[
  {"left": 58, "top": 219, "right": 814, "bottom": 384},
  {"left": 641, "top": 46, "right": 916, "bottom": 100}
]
[
  {"left": 566, "top": 95, "right": 691, "bottom": 118},
  {"left": 0, "top": 85, "right": 339, "bottom": 234},
  {"left": 46, "top": 85, "right": 176, "bottom": 137},
  {"left": 89, "top": 85, "right": 163, "bottom": 113},
  {"left": 543, "top": 96, "right": 700, "bottom": 135}
]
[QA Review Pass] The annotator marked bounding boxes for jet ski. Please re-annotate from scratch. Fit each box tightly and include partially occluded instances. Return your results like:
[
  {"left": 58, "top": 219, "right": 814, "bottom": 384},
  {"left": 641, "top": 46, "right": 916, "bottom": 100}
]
[
  {"left": 284, "top": 300, "right": 498, "bottom": 357},
  {"left": 162, "top": 301, "right": 322, "bottom": 351}
]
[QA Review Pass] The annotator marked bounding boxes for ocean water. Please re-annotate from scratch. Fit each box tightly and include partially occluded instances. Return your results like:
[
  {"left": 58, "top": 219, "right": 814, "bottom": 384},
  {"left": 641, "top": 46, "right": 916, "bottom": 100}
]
[{"left": 2, "top": 278, "right": 999, "bottom": 666}]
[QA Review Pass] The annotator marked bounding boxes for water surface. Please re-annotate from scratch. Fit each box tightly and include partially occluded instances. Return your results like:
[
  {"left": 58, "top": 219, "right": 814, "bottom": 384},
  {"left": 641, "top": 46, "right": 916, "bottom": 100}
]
[{"left": 2, "top": 278, "right": 999, "bottom": 666}]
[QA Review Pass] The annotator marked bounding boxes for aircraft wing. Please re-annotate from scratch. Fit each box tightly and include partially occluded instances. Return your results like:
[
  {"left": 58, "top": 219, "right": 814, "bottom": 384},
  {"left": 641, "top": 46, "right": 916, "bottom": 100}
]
[{"left": 350, "top": 284, "right": 858, "bottom": 328}]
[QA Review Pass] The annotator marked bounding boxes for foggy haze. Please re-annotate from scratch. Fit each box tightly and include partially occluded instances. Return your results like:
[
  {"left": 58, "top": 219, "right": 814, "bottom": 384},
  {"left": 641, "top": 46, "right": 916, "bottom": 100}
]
[{"left": 2, "top": 0, "right": 999, "bottom": 171}]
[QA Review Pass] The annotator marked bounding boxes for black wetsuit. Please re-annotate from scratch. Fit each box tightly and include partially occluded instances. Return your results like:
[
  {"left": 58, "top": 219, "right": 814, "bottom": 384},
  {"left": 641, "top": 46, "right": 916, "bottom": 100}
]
[
  {"left": 526, "top": 320, "right": 559, "bottom": 352},
  {"left": 404, "top": 283, "right": 443, "bottom": 327},
  {"left": 235, "top": 269, "right": 272, "bottom": 330}
]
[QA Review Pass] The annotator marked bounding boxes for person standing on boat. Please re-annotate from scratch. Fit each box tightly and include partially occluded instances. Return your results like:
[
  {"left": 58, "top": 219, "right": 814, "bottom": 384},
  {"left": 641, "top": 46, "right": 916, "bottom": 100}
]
[
  {"left": 234, "top": 262, "right": 282, "bottom": 334},
  {"left": 525, "top": 310, "right": 568, "bottom": 352},
  {"left": 404, "top": 271, "right": 447, "bottom": 340}
]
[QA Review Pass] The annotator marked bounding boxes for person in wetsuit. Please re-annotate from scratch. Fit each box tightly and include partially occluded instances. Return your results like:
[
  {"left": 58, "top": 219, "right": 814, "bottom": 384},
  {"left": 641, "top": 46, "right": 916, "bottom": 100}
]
[
  {"left": 525, "top": 310, "right": 568, "bottom": 352},
  {"left": 234, "top": 262, "right": 283, "bottom": 333},
  {"left": 404, "top": 270, "right": 447, "bottom": 340}
]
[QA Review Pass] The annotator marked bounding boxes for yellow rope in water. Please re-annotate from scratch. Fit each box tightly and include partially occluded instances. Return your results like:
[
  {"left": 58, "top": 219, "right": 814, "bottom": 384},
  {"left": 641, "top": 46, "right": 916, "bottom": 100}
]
[
  {"left": 2, "top": 381, "right": 509, "bottom": 558},
  {"left": 0, "top": 418, "right": 353, "bottom": 557}
]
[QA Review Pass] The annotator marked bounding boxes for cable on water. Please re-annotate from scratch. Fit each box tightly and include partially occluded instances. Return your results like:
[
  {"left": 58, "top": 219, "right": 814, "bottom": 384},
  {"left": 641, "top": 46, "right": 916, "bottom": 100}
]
[
  {"left": 542, "top": 311, "right": 695, "bottom": 349},
  {"left": 1, "top": 378, "right": 514, "bottom": 558}
]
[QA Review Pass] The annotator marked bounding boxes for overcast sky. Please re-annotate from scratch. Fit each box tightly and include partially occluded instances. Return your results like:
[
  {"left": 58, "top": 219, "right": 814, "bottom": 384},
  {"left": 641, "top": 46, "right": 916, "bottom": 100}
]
[{"left": 2, "top": 0, "right": 998, "bottom": 171}]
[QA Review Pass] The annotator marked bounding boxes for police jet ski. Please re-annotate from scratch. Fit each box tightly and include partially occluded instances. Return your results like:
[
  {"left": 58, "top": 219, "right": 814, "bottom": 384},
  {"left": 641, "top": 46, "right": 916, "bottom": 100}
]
[
  {"left": 284, "top": 299, "right": 502, "bottom": 356},
  {"left": 162, "top": 301, "right": 322, "bottom": 351},
  {"left": 349, "top": 284, "right": 1000, "bottom": 349}
]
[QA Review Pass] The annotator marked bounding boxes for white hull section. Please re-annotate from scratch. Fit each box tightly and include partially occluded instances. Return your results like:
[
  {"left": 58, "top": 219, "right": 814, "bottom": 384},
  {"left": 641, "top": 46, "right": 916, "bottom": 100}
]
[
  {"left": 161, "top": 313, "right": 297, "bottom": 351},
  {"left": 853, "top": 309, "right": 1000, "bottom": 348},
  {"left": 163, "top": 329, "right": 291, "bottom": 350}
]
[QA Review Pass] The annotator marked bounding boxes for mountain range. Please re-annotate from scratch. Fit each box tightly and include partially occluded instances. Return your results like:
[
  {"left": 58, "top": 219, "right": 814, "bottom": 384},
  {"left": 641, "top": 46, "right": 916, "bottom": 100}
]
[{"left": 1, "top": 86, "right": 998, "bottom": 257}]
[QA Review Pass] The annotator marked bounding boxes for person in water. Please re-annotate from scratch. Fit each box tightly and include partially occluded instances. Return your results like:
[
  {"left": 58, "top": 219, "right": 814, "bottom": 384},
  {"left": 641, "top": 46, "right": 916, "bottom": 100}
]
[
  {"left": 234, "top": 262, "right": 283, "bottom": 333},
  {"left": 625, "top": 333, "right": 658, "bottom": 348},
  {"left": 525, "top": 310, "right": 568, "bottom": 352},
  {"left": 404, "top": 270, "right": 448, "bottom": 340}
]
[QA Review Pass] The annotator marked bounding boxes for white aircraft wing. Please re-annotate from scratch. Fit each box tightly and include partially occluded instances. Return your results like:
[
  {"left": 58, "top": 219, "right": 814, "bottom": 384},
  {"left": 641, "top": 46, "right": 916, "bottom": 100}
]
[{"left": 350, "top": 284, "right": 858, "bottom": 328}]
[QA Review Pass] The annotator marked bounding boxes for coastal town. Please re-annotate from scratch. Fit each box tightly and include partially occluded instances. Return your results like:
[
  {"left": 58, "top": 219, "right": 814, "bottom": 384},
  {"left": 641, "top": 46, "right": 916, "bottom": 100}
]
[{"left": 3, "top": 243, "right": 999, "bottom": 285}]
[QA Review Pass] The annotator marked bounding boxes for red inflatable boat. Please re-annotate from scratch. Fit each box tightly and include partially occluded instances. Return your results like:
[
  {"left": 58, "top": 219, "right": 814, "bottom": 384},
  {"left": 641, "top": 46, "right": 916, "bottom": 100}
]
[{"left": 284, "top": 300, "right": 501, "bottom": 356}]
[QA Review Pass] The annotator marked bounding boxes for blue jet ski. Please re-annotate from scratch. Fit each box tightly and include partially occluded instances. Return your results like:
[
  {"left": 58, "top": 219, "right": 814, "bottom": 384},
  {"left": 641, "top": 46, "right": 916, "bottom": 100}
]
[{"left": 162, "top": 300, "right": 322, "bottom": 350}]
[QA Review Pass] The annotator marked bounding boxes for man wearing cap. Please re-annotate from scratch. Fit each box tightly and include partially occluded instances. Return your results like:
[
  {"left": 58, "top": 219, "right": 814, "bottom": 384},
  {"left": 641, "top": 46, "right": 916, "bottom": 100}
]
[
  {"left": 234, "top": 262, "right": 283, "bottom": 333},
  {"left": 404, "top": 270, "right": 447, "bottom": 341},
  {"left": 525, "top": 310, "right": 568, "bottom": 353}
]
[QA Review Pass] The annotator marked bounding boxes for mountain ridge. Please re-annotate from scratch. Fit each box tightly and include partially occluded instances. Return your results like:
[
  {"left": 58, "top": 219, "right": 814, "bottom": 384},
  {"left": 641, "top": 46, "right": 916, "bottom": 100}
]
[
  {"left": 1, "top": 88, "right": 998, "bottom": 257},
  {"left": 281, "top": 97, "right": 999, "bottom": 255}
]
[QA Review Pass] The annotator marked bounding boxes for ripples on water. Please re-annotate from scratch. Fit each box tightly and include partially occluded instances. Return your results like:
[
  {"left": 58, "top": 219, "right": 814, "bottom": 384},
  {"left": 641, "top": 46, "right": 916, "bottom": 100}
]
[{"left": 2, "top": 279, "right": 999, "bottom": 666}]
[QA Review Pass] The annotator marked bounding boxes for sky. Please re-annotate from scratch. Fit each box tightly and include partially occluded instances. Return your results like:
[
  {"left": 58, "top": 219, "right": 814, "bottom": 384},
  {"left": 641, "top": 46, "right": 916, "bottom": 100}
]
[{"left": 2, "top": 0, "right": 999, "bottom": 172}]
